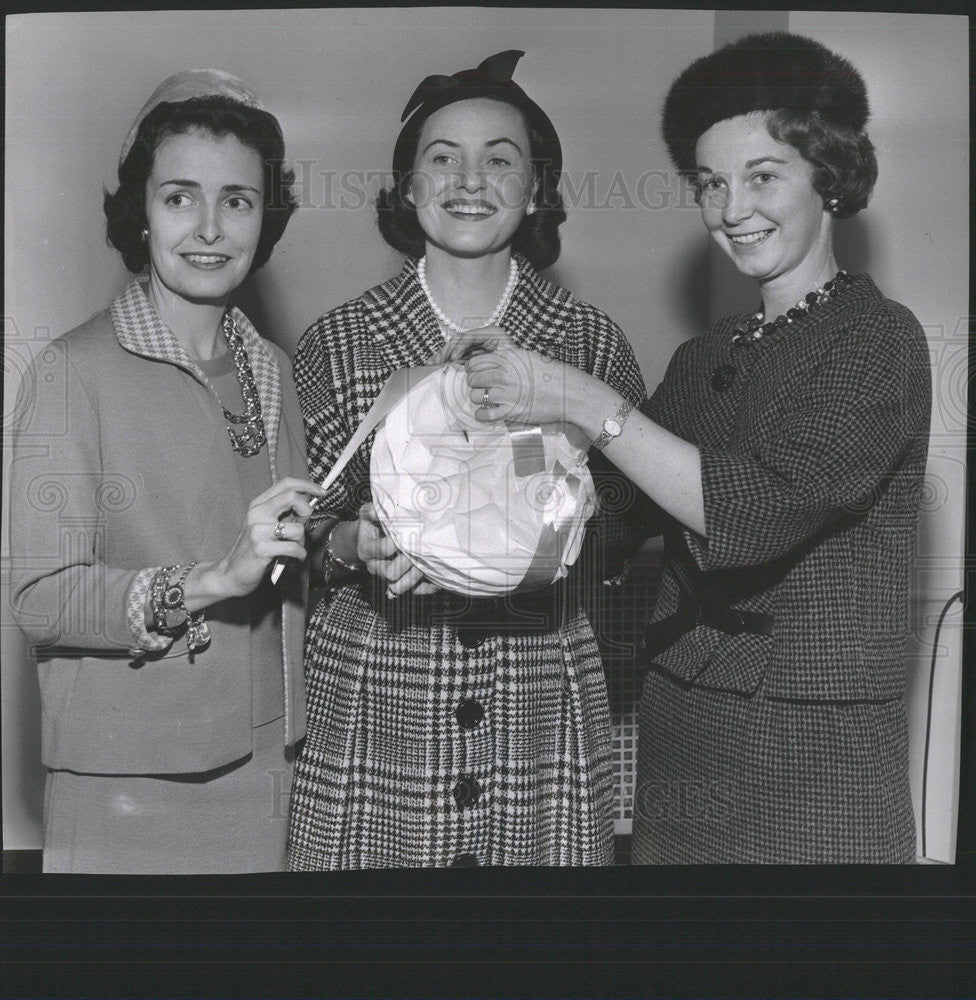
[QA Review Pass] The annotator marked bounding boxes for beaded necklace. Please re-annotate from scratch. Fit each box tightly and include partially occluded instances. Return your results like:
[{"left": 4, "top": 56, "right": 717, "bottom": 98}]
[
  {"left": 730, "top": 270, "right": 851, "bottom": 346},
  {"left": 711, "top": 270, "right": 852, "bottom": 392},
  {"left": 417, "top": 255, "right": 519, "bottom": 334}
]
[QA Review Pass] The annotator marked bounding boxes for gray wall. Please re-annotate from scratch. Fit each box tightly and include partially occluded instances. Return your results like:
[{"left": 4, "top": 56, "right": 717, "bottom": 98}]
[{"left": 3, "top": 9, "right": 968, "bottom": 860}]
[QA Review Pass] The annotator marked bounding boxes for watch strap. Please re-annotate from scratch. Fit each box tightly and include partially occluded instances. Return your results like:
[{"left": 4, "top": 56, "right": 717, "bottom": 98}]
[{"left": 592, "top": 398, "right": 635, "bottom": 449}]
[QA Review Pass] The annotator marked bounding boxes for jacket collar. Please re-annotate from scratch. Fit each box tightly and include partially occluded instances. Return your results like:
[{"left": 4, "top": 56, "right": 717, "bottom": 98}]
[
  {"left": 362, "top": 256, "right": 440, "bottom": 368},
  {"left": 364, "top": 253, "right": 573, "bottom": 367},
  {"left": 728, "top": 272, "right": 879, "bottom": 337},
  {"left": 110, "top": 276, "right": 282, "bottom": 478}
]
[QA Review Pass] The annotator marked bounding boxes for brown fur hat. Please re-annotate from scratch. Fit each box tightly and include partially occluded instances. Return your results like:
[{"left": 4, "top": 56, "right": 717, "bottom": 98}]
[{"left": 662, "top": 32, "right": 870, "bottom": 174}]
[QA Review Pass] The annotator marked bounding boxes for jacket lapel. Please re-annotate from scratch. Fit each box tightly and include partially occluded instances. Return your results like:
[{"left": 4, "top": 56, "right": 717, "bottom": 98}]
[
  {"left": 366, "top": 258, "right": 446, "bottom": 372},
  {"left": 364, "top": 254, "right": 576, "bottom": 371},
  {"left": 111, "top": 277, "right": 283, "bottom": 482},
  {"left": 504, "top": 257, "right": 574, "bottom": 354}
]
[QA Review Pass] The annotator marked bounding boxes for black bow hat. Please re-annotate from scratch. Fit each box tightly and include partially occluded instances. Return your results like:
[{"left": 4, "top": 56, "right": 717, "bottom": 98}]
[
  {"left": 392, "top": 49, "right": 562, "bottom": 178},
  {"left": 662, "top": 32, "right": 870, "bottom": 174}
]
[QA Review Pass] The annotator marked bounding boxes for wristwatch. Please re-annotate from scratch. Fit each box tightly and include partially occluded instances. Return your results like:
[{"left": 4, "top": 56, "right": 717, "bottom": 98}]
[{"left": 592, "top": 399, "right": 635, "bottom": 449}]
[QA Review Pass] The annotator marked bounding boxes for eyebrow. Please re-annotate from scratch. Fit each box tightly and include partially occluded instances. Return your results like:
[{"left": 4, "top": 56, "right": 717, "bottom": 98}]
[
  {"left": 421, "top": 137, "right": 524, "bottom": 155},
  {"left": 696, "top": 156, "right": 790, "bottom": 173},
  {"left": 158, "top": 179, "right": 262, "bottom": 194}
]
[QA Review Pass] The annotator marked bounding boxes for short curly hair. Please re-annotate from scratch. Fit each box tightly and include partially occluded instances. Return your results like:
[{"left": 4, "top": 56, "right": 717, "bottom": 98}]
[
  {"left": 104, "top": 95, "right": 298, "bottom": 274},
  {"left": 376, "top": 99, "right": 566, "bottom": 270},
  {"left": 764, "top": 109, "right": 878, "bottom": 218}
]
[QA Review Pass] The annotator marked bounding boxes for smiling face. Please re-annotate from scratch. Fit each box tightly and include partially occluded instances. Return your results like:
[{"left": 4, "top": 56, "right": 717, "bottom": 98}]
[
  {"left": 408, "top": 98, "right": 537, "bottom": 261},
  {"left": 695, "top": 113, "right": 834, "bottom": 300},
  {"left": 144, "top": 129, "right": 265, "bottom": 306}
]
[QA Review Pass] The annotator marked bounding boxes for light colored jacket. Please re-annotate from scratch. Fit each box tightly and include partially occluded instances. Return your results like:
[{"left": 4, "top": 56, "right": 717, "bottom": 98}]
[{"left": 8, "top": 278, "right": 308, "bottom": 774}]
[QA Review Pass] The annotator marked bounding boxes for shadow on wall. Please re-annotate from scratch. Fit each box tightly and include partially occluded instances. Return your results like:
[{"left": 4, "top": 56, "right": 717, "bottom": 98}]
[
  {"left": 233, "top": 274, "right": 286, "bottom": 354},
  {"left": 677, "top": 241, "right": 713, "bottom": 336},
  {"left": 3, "top": 631, "right": 45, "bottom": 837},
  {"left": 833, "top": 214, "right": 875, "bottom": 287},
  {"left": 550, "top": 237, "right": 714, "bottom": 356}
]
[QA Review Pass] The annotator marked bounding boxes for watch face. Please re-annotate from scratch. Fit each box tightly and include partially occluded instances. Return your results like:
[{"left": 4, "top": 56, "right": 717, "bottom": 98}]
[{"left": 605, "top": 419, "right": 622, "bottom": 437}]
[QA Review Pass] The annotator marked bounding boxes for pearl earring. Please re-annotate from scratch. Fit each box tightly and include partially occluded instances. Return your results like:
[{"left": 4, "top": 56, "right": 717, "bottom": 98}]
[
  {"left": 826, "top": 198, "right": 841, "bottom": 215},
  {"left": 140, "top": 228, "right": 149, "bottom": 241}
]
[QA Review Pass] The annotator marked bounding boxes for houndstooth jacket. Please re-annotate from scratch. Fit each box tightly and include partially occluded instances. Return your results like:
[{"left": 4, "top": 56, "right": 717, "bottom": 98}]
[
  {"left": 287, "top": 255, "right": 647, "bottom": 869},
  {"left": 641, "top": 272, "right": 932, "bottom": 702},
  {"left": 630, "top": 273, "right": 930, "bottom": 863}
]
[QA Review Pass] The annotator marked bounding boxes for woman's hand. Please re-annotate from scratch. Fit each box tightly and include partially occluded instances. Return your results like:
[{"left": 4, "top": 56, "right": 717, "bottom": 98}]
[
  {"left": 463, "top": 346, "right": 603, "bottom": 429},
  {"left": 193, "top": 477, "right": 326, "bottom": 603},
  {"left": 434, "top": 325, "right": 517, "bottom": 364},
  {"left": 356, "top": 502, "right": 440, "bottom": 598}
]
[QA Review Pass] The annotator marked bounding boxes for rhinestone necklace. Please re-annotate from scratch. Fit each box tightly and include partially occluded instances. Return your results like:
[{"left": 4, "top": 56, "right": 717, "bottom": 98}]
[
  {"left": 417, "top": 255, "right": 519, "bottom": 334},
  {"left": 215, "top": 312, "right": 267, "bottom": 456},
  {"left": 711, "top": 270, "right": 852, "bottom": 392},
  {"left": 730, "top": 270, "right": 851, "bottom": 346}
]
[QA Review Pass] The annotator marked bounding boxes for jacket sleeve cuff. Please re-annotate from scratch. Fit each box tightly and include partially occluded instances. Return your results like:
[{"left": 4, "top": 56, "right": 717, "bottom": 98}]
[{"left": 126, "top": 567, "right": 174, "bottom": 656}]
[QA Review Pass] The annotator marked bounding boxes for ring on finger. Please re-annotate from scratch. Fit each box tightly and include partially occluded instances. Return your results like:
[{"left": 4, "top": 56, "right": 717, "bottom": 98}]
[
  {"left": 482, "top": 388, "right": 493, "bottom": 409},
  {"left": 274, "top": 520, "right": 286, "bottom": 540}
]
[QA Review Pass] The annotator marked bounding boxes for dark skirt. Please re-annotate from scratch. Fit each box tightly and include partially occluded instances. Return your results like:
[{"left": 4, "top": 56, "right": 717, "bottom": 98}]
[
  {"left": 43, "top": 716, "right": 293, "bottom": 874},
  {"left": 631, "top": 665, "right": 916, "bottom": 864}
]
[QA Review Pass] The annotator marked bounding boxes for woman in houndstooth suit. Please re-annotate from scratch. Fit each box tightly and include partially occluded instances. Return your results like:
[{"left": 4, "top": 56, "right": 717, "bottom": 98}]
[
  {"left": 286, "top": 52, "right": 646, "bottom": 869},
  {"left": 450, "top": 34, "right": 931, "bottom": 862}
]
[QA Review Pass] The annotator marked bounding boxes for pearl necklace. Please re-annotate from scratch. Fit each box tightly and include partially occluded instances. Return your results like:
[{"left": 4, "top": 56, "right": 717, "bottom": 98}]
[{"left": 416, "top": 255, "right": 519, "bottom": 334}]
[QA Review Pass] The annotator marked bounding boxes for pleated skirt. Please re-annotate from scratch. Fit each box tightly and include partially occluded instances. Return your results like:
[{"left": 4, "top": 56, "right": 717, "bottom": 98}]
[{"left": 43, "top": 716, "right": 293, "bottom": 874}]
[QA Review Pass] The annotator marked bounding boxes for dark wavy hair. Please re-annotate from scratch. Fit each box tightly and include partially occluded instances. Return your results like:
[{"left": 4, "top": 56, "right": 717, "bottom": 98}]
[
  {"left": 104, "top": 95, "right": 298, "bottom": 274},
  {"left": 765, "top": 109, "right": 878, "bottom": 218},
  {"left": 376, "top": 98, "right": 566, "bottom": 270}
]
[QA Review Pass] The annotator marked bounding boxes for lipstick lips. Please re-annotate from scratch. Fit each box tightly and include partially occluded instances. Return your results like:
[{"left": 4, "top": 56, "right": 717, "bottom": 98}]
[
  {"left": 727, "top": 228, "right": 774, "bottom": 249},
  {"left": 181, "top": 252, "right": 232, "bottom": 268},
  {"left": 441, "top": 199, "right": 496, "bottom": 219}
]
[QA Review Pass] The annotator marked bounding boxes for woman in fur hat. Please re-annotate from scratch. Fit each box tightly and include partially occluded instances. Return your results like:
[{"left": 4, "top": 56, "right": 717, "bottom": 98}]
[{"left": 446, "top": 33, "right": 931, "bottom": 863}]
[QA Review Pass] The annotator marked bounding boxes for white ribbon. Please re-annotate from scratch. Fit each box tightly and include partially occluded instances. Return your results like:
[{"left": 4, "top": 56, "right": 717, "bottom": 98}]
[{"left": 270, "top": 365, "right": 442, "bottom": 585}]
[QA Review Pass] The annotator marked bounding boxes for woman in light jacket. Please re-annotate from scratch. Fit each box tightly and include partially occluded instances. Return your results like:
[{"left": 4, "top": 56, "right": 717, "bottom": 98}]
[{"left": 9, "top": 70, "right": 323, "bottom": 873}]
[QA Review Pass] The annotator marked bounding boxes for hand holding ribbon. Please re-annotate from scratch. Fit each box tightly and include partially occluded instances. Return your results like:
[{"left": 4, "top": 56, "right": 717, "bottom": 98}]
[{"left": 461, "top": 345, "right": 589, "bottom": 429}]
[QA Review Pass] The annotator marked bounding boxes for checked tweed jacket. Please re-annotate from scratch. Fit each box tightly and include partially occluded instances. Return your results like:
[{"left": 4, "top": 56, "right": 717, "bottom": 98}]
[
  {"left": 631, "top": 273, "right": 932, "bottom": 863},
  {"left": 287, "top": 255, "right": 646, "bottom": 869}
]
